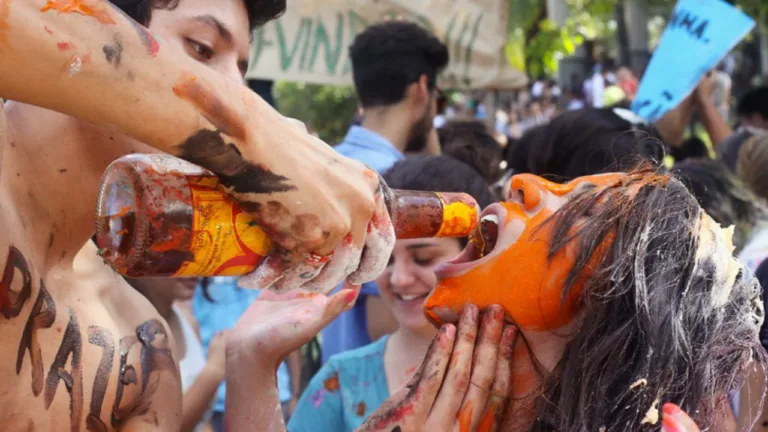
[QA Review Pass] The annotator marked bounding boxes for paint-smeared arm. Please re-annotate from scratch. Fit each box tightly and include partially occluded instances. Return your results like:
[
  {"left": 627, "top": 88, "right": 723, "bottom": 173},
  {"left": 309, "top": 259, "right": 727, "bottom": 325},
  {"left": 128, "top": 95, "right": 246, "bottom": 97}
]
[{"left": 0, "top": 0, "right": 394, "bottom": 294}]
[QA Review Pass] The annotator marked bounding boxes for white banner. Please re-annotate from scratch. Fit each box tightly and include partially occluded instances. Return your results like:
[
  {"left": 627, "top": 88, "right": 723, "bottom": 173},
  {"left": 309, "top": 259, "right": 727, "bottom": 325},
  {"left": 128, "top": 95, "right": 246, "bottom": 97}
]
[{"left": 246, "top": 0, "right": 527, "bottom": 90}]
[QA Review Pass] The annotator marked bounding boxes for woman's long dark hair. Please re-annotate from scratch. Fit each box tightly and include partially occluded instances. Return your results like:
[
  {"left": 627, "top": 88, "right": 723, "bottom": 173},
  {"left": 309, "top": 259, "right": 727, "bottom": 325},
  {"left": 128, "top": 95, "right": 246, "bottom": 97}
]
[{"left": 528, "top": 167, "right": 765, "bottom": 431}]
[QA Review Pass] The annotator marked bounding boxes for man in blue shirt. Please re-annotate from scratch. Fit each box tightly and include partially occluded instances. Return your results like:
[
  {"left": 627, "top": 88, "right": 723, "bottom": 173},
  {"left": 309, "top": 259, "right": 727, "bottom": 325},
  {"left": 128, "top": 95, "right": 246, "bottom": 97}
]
[
  {"left": 321, "top": 22, "right": 449, "bottom": 363},
  {"left": 194, "top": 277, "right": 299, "bottom": 431}
]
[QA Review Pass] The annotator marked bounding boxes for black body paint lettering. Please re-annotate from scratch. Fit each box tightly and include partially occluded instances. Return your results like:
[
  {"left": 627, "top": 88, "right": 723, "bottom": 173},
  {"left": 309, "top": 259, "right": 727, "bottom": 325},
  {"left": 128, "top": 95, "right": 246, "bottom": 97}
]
[
  {"left": 102, "top": 35, "right": 124, "bottom": 68},
  {"left": 17, "top": 281, "right": 56, "bottom": 396},
  {"left": 177, "top": 129, "right": 295, "bottom": 194},
  {"left": 44, "top": 309, "right": 84, "bottom": 432},
  {"left": 86, "top": 326, "right": 115, "bottom": 430},
  {"left": 112, "top": 319, "right": 177, "bottom": 428},
  {"left": 0, "top": 246, "right": 32, "bottom": 319}
]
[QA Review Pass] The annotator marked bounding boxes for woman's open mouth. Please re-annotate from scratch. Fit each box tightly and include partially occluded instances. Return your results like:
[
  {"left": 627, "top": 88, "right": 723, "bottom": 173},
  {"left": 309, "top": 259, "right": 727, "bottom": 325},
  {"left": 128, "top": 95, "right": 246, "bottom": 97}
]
[{"left": 434, "top": 203, "right": 504, "bottom": 279}]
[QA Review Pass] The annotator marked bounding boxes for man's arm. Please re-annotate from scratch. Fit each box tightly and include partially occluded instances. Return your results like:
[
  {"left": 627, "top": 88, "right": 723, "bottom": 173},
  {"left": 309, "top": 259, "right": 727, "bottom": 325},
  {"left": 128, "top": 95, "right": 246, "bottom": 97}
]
[{"left": 1, "top": 0, "right": 392, "bottom": 294}]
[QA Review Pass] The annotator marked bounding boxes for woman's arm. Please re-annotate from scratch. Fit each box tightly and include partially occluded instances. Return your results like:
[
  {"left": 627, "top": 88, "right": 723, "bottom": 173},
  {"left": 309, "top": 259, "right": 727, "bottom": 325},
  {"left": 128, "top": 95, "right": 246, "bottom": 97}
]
[
  {"left": 181, "top": 368, "right": 224, "bottom": 432},
  {"left": 181, "top": 331, "right": 227, "bottom": 432}
]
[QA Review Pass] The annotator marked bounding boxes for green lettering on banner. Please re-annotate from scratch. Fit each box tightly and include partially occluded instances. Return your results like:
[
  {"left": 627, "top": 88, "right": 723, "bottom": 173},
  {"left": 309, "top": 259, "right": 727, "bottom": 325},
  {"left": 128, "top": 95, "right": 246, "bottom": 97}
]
[
  {"left": 277, "top": 18, "right": 312, "bottom": 71},
  {"left": 342, "top": 10, "right": 369, "bottom": 75},
  {"left": 298, "top": 19, "right": 314, "bottom": 71},
  {"left": 463, "top": 12, "right": 484, "bottom": 86},
  {"left": 250, "top": 28, "right": 274, "bottom": 69},
  {"left": 453, "top": 17, "right": 469, "bottom": 66},
  {"left": 309, "top": 13, "right": 345, "bottom": 74}
]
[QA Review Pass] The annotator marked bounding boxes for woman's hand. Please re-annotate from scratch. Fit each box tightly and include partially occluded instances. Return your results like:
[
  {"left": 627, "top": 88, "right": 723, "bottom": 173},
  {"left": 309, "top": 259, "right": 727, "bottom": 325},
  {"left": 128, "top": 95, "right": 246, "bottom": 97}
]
[
  {"left": 226, "top": 285, "right": 359, "bottom": 369},
  {"left": 205, "top": 330, "right": 229, "bottom": 382},
  {"left": 357, "top": 304, "right": 518, "bottom": 432}
]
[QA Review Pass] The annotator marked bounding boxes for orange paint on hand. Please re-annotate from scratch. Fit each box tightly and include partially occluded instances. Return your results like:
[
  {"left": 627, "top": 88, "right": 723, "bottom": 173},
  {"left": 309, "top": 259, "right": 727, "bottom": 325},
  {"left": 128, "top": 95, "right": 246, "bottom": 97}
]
[
  {"left": 56, "top": 41, "right": 73, "bottom": 51},
  {"left": 458, "top": 404, "right": 474, "bottom": 432},
  {"left": 172, "top": 72, "right": 247, "bottom": 142},
  {"left": 41, "top": 0, "right": 116, "bottom": 25},
  {"left": 323, "top": 374, "right": 340, "bottom": 392},
  {"left": 477, "top": 403, "right": 497, "bottom": 432}
]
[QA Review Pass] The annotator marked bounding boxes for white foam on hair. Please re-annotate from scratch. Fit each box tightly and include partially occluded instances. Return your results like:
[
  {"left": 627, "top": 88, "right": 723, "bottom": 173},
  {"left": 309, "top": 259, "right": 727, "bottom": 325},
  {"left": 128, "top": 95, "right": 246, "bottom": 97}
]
[{"left": 692, "top": 213, "right": 741, "bottom": 308}]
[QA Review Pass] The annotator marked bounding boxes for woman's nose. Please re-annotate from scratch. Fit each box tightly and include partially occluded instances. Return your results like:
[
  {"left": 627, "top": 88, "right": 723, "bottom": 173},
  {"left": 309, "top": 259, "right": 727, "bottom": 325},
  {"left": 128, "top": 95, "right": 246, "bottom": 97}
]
[
  {"left": 507, "top": 174, "right": 575, "bottom": 211},
  {"left": 390, "top": 260, "right": 416, "bottom": 287}
]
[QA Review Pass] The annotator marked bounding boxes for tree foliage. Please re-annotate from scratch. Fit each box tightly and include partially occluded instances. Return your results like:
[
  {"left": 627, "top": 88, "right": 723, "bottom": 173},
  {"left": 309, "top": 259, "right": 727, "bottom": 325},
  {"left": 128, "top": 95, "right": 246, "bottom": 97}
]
[{"left": 274, "top": 82, "right": 358, "bottom": 144}]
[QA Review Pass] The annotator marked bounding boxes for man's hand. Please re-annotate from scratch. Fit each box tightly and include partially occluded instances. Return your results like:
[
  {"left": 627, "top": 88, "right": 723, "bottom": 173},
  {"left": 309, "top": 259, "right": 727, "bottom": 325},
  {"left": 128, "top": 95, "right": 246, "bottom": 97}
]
[
  {"left": 358, "top": 305, "right": 517, "bottom": 432},
  {"left": 225, "top": 118, "right": 396, "bottom": 295},
  {"left": 694, "top": 71, "right": 717, "bottom": 105}
]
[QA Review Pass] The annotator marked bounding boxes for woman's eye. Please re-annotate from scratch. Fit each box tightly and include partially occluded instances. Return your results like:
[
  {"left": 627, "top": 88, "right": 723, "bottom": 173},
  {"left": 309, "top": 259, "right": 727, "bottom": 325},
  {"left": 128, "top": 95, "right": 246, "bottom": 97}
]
[
  {"left": 414, "top": 257, "right": 435, "bottom": 267},
  {"left": 186, "top": 39, "right": 214, "bottom": 60}
]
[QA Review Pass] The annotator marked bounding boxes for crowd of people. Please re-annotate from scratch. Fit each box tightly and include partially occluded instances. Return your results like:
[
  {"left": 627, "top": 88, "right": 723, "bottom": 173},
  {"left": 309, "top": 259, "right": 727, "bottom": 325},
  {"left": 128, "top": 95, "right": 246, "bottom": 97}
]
[{"left": 1, "top": 0, "right": 767, "bottom": 431}]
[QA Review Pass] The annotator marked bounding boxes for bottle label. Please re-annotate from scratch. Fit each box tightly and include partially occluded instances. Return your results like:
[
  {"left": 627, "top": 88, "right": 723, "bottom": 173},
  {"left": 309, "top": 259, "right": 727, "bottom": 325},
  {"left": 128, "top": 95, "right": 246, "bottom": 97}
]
[{"left": 175, "top": 176, "right": 272, "bottom": 277}]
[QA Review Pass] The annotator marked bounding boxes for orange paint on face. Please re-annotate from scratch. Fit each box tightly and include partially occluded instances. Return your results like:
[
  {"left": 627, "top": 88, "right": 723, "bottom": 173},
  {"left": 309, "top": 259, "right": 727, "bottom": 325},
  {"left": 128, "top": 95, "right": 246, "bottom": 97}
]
[
  {"left": 41, "top": 0, "right": 115, "bottom": 25},
  {"left": 425, "top": 173, "right": 624, "bottom": 331},
  {"left": 323, "top": 374, "right": 340, "bottom": 392},
  {"left": 458, "top": 404, "right": 473, "bottom": 432},
  {"left": 172, "top": 72, "right": 247, "bottom": 142}
]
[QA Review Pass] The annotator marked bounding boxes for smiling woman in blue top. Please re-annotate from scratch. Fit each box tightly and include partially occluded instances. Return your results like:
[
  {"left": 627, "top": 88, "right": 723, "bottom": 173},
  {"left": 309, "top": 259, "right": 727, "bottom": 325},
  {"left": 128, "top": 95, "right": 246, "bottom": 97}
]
[
  {"left": 322, "top": 21, "right": 450, "bottom": 363},
  {"left": 290, "top": 155, "right": 496, "bottom": 432}
]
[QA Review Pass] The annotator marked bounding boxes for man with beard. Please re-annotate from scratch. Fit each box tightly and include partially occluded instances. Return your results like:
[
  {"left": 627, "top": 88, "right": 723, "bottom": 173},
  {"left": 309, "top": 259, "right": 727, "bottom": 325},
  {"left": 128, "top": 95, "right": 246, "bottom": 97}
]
[{"left": 321, "top": 21, "right": 449, "bottom": 363}]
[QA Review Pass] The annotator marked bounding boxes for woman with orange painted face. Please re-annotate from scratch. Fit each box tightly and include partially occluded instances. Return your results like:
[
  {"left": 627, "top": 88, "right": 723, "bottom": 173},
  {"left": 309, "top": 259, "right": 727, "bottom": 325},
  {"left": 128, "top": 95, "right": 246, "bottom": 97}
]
[
  {"left": 405, "top": 167, "right": 764, "bottom": 431},
  {"left": 288, "top": 156, "right": 501, "bottom": 432}
]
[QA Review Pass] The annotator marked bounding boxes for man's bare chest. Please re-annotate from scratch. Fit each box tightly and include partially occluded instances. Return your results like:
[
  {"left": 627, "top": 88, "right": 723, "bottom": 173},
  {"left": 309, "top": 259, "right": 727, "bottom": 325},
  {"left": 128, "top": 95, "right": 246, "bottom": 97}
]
[{"left": 0, "top": 244, "right": 181, "bottom": 431}]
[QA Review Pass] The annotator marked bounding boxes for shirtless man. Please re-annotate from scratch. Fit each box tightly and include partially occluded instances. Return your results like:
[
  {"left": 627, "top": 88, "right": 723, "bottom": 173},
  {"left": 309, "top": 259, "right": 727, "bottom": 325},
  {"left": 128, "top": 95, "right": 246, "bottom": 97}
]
[{"left": 0, "top": 0, "right": 391, "bottom": 430}]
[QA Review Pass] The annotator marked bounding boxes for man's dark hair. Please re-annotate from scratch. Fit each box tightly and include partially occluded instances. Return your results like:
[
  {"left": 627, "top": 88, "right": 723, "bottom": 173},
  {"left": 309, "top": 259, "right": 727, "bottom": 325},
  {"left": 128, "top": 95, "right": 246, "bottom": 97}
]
[
  {"left": 383, "top": 155, "right": 495, "bottom": 247},
  {"left": 737, "top": 86, "right": 768, "bottom": 120},
  {"left": 349, "top": 22, "right": 449, "bottom": 108},
  {"left": 438, "top": 120, "right": 502, "bottom": 184},
  {"left": 506, "top": 107, "right": 666, "bottom": 182},
  {"left": 109, "top": 0, "right": 285, "bottom": 30}
]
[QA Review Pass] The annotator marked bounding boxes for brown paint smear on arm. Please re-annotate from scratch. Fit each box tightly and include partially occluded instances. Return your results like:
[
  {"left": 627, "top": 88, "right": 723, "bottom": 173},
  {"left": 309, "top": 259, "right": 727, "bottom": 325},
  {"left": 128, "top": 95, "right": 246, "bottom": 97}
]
[
  {"left": 172, "top": 73, "right": 246, "bottom": 142},
  {"left": 40, "top": 0, "right": 116, "bottom": 25}
]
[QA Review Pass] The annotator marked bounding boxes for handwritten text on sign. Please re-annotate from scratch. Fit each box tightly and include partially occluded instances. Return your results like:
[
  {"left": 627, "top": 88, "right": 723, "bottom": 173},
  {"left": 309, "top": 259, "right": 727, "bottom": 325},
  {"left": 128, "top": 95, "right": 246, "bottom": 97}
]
[
  {"left": 246, "top": 0, "right": 526, "bottom": 90},
  {"left": 631, "top": 0, "right": 754, "bottom": 122}
]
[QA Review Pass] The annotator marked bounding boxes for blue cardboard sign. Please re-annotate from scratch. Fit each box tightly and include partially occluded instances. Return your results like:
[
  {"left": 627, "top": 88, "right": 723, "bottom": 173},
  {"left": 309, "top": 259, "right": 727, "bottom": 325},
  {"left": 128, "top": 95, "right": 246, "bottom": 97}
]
[{"left": 631, "top": 0, "right": 754, "bottom": 122}]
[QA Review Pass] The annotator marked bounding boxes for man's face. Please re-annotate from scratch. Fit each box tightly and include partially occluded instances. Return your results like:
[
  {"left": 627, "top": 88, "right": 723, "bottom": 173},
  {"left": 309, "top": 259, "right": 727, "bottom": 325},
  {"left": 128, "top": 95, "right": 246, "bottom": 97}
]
[
  {"left": 741, "top": 113, "right": 768, "bottom": 130},
  {"left": 148, "top": 0, "right": 251, "bottom": 84},
  {"left": 404, "top": 88, "right": 437, "bottom": 153}
]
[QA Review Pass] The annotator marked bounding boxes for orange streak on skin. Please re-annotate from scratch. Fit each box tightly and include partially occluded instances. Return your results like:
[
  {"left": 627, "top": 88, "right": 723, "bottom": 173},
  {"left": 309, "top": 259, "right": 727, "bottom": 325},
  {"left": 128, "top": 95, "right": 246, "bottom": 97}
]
[
  {"left": 172, "top": 72, "right": 247, "bottom": 142},
  {"left": 458, "top": 404, "right": 473, "bottom": 432},
  {"left": 57, "top": 41, "right": 73, "bottom": 51},
  {"left": 41, "top": 0, "right": 116, "bottom": 25},
  {"left": 477, "top": 403, "right": 497, "bottom": 432}
]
